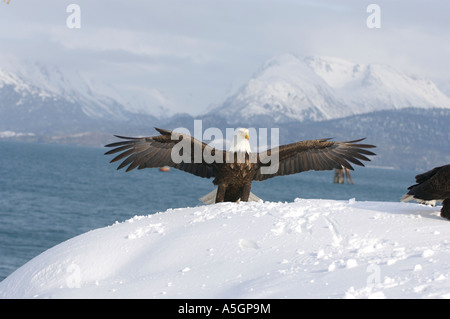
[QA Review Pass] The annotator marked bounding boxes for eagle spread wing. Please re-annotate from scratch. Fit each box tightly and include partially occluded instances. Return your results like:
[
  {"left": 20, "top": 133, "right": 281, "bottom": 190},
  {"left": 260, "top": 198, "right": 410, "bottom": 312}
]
[
  {"left": 254, "top": 138, "right": 376, "bottom": 181},
  {"left": 104, "top": 128, "right": 221, "bottom": 179},
  {"left": 105, "top": 128, "right": 376, "bottom": 181}
]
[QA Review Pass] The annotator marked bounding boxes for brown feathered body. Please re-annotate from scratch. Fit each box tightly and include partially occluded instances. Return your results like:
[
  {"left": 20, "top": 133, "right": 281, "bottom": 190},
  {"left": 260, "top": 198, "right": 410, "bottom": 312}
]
[
  {"left": 213, "top": 160, "right": 256, "bottom": 202},
  {"left": 105, "top": 127, "right": 376, "bottom": 204}
]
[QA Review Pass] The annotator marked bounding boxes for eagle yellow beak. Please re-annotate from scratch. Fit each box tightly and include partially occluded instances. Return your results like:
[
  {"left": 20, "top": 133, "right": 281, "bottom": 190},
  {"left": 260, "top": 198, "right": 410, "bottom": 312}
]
[{"left": 245, "top": 133, "right": 249, "bottom": 140}]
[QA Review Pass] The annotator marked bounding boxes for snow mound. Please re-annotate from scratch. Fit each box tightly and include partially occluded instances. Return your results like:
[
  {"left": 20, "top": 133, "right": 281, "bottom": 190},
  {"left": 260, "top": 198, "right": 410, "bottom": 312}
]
[{"left": 1, "top": 199, "right": 449, "bottom": 299}]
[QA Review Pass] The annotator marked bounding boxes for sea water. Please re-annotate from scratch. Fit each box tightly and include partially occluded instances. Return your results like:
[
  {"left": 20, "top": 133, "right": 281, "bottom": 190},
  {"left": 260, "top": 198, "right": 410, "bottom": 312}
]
[{"left": 0, "top": 140, "right": 417, "bottom": 281}]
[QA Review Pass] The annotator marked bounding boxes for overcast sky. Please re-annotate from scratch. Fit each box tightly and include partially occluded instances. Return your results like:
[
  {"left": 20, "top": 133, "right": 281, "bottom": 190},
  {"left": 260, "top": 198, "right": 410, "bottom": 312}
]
[{"left": 1, "top": 0, "right": 450, "bottom": 116}]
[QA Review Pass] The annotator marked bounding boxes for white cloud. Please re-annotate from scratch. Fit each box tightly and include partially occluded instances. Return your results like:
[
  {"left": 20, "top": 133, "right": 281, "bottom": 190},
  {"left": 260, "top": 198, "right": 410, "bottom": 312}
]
[
  {"left": 50, "top": 27, "right": 222, "bottom": 64},
  {"left": 1, "top": 0, "right": 450, "bottom": 115}
]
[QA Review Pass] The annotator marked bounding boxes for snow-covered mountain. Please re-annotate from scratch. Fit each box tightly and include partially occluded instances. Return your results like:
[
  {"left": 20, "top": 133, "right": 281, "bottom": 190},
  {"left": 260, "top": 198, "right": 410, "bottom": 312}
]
[
  {"left": 1, "top": 53, "right": 449, "bottom": 162},
  {"left": 0, "top": 62, "right": 124, "bottom": 118},
  {"left": 0, "top": 60, "right": 159, "bottom": 135},
  {"left": 212, "top": 54, "right": 450, "bottom": 124}
]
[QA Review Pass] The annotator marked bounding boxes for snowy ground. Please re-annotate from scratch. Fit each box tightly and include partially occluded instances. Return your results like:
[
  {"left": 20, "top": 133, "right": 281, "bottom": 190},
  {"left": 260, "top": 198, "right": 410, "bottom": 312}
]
[{"left": 0, "top": 199, "right": 449, "bottom": 299}]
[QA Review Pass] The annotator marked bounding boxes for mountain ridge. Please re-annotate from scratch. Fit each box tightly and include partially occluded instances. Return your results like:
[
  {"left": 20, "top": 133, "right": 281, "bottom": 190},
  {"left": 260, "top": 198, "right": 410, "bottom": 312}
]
[
  {"left": 2, "top": 54, "right": 450, "bottom": 133},
  {"left": 210, "top": 54, "right": 450, "bottom": 125},
  {"left": 1, "top": 55, "right": 449, "bottom": 170},
  {"left": 0, "top": 62, "right": 160, "bottom": 135}
]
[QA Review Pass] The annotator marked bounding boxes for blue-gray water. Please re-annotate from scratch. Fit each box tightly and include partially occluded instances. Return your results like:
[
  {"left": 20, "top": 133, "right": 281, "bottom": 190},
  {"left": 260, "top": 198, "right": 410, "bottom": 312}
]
[{"left": 0, "top": 140, "right": 417, "bottom": 281}]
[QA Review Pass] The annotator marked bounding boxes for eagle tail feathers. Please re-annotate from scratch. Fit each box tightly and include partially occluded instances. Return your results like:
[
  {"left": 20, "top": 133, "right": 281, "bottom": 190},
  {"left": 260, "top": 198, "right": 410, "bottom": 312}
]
[
  {"left": 401, "top": 193, "right": 438, "bottom": 206},
  {"left": 199, "top": 189, "right": 262, "bottom": 205}
]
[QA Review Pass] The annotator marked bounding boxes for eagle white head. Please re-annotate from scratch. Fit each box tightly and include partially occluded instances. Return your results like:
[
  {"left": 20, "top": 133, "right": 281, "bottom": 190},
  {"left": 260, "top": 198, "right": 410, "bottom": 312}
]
[{"left": 229, "top": 128, "right": 251, "bottom": 153}]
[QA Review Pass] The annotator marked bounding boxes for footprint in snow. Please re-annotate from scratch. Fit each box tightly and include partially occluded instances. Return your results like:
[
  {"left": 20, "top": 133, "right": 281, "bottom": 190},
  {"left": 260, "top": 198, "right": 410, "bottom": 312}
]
[{"left": 238, "top": 239, "right": 260, "bottom": 249}]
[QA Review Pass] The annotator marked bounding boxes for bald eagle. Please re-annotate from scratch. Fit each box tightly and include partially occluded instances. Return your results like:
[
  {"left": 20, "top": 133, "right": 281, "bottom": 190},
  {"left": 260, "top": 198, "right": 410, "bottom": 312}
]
[
  {"left": 105, "top": 127, "right": 376, "bottom": 203},
  {"left": 401, "top": 164, "right": 450, "bottom": 220}
]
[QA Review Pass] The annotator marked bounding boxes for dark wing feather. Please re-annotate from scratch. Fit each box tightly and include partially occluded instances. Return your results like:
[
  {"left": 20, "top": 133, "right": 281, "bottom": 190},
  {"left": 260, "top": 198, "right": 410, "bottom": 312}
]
[
  {"left": 413, "top": 166, "right": 442, "bottom": 185},
  {"left": 104, "top": 128, "right": 222, "bottom": 178},
  {"left": 254, "top": 138, "right": 376, "bottom": 181},
  {"left": 406, "top": 164, "right": 450, "bottom": 200}
]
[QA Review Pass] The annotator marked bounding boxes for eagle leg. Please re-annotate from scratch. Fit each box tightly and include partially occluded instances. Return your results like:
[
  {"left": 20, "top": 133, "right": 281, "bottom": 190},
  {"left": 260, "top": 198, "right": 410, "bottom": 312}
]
[
  {"left": 215, "top": 184, "right": 227, "bottom": 203},
  {"left": 240, "top": 183, "right": 252, "bottom": 202},
  {"left": 441, "top": 199, "right": 450, "bottom": 221}
]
